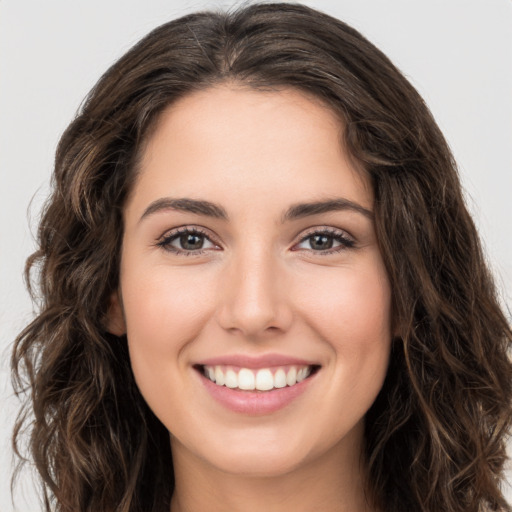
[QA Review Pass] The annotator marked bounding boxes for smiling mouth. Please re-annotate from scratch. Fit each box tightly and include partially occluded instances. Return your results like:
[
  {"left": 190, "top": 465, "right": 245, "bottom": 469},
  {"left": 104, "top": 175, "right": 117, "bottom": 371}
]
[{"left": 195, "top": 364, "right": 320, "bottom": 392}]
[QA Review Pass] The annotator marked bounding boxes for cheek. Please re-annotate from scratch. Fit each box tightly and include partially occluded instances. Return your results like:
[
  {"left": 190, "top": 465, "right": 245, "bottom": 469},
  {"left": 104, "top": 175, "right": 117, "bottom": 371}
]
[
  {"left": 298, "top": 262, "right": 392, "bottom": 348},
  {"left": 119, "top": 264, "right": 220, "bottom": 422},
  {"left": 296, "top": 257, "right": 392, "bottom": 412},
  {"left": 120, "top": 263, "right": 217, "bottom": 371}
]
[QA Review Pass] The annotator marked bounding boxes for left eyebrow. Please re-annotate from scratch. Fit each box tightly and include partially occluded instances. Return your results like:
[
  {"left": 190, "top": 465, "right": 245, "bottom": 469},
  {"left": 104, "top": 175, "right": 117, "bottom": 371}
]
[{"left": 281, "top": 198, "right": 373, "bottom": 222}]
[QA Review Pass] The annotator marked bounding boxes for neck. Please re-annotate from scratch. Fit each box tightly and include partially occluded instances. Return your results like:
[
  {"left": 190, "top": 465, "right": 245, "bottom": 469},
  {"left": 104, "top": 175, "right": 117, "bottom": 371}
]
[{"left": 169, "top": 428, "right": 376, "bottom": 512}]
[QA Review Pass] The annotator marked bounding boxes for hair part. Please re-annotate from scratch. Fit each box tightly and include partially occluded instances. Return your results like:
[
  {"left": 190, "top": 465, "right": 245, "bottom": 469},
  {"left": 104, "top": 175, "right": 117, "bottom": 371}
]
[{"left": 12, "top": 3, "right": 512, "bottom": 512}]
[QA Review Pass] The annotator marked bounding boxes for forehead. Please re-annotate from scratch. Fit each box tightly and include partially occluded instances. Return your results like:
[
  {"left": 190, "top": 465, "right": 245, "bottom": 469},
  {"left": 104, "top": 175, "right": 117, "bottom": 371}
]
[{"left": 127, "top": 85, "right": 372, "bottom": 218}]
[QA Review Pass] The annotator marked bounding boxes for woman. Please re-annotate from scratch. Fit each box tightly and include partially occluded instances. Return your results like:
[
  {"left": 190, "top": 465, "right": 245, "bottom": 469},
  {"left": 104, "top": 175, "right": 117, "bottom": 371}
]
[{"left": 11, "top": 3, "right": 512, "bottom": 512}]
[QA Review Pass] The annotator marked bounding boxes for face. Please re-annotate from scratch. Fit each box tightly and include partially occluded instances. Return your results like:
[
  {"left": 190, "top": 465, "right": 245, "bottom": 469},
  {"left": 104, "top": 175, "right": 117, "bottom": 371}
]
[{"left": 110, "top": 86, "right": 392, "bottom": 477}]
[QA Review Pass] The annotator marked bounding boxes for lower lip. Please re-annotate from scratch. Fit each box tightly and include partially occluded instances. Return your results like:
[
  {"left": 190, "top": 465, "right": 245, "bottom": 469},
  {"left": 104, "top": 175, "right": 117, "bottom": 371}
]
[{"left": 197, "top": 369, "right": 317, "bottom": 415}]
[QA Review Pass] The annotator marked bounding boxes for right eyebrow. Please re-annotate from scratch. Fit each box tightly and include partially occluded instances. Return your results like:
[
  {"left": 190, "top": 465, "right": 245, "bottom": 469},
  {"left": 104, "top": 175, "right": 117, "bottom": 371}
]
[{"left": 139, "top": 197, "right": 228, "bottom": 224}]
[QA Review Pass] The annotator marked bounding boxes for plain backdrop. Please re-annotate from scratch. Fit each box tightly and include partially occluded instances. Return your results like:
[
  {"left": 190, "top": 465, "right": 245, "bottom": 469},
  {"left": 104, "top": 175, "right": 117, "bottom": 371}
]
[{"left": 1, "top": 0, "right": 511, "bottom": 510}]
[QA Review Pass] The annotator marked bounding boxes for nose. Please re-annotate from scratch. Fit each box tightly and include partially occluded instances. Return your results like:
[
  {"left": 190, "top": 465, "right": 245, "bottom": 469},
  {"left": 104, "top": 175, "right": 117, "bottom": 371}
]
[{"left": 215, "top": 245, "right": 293, "bottom": 339}]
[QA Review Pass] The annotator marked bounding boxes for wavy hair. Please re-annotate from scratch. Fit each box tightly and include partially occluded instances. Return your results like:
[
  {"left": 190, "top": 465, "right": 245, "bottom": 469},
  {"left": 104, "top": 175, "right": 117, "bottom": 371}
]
[{"left": 12, "top": 3, "right": 512, "bottom": 512}]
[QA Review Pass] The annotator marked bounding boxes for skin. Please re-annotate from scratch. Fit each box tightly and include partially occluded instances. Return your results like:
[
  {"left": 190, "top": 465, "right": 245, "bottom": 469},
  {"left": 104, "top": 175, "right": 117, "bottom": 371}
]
[{"left": 109, "top": 85, "right": 392, "bottom": 512}]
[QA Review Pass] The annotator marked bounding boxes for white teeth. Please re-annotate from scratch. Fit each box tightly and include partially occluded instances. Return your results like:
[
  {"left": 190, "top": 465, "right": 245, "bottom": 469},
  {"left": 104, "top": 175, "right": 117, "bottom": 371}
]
[
  {"left": 286, "top": 367, "right": 297, "bottom": 386},
  {"left": 297, "top": 367, "right": 312, "bottom": 382},
  {"left": 225, "top": 369, "right": 238, "bottom": 388},
  {"left": 214, "top": 366, "right": 225, "bottom": 386},
  {"left": 255, "top": 369, "right": 274, "bottom": 391},
  {"left": 203, "top": 364, "right": 314, "bottom": 391},
  {"left": 238, "top": 368, "right": 255, "bottom": 390},
  {"left": 274, "top": 368, "right": 287, "bottom": 388}
]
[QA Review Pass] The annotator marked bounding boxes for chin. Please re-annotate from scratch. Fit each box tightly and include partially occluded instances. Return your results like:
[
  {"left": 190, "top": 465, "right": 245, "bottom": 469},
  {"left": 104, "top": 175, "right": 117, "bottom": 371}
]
[{"left": 205, "top": 445, "right": 309, "bottom": 478}]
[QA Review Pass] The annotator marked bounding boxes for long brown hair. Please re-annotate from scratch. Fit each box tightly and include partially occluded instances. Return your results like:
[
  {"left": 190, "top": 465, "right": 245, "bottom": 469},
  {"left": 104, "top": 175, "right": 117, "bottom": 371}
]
[{"left": 12, "top": 3, "right": 512, "bottom": 511}]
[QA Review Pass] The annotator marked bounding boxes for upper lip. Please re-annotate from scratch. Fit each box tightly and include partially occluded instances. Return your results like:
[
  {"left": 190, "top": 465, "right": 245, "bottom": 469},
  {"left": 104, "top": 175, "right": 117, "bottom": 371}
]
[{"left": 196, "top": 353, "right": 318, "bottom": 369}]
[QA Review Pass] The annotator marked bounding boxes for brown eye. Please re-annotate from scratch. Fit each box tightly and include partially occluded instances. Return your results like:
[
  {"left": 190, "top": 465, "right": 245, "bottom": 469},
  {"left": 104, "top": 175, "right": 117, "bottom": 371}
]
[
  {"left": 179, "top": 233, "right": 205, "bottom": 250},
  {"left": 308, "top": 234, "right": 334, "bottom": 250},
  {"left": 293, "top": 229, "right": 355, "bottom": 254},
  {"left": 157, "top": 228, "right": 219, "bottom": 255}
]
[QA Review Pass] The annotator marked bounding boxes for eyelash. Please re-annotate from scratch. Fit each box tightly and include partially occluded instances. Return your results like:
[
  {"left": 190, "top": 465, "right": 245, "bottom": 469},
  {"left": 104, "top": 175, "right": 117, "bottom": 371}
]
[
  {"left": 156, "top": 227, "right": 217, "bottom": 256},
  {"left": 295, "top": 228, "right": 355, "bottom": 254},
  {"left": 156, "top": 226, "right": 355, "bottom": 256}
]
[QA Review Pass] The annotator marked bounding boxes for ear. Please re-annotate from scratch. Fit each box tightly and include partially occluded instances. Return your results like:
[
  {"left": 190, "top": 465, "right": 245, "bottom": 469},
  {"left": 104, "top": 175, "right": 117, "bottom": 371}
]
[{"left": 106, "top": 289, "right": 126, "bottom": 336}]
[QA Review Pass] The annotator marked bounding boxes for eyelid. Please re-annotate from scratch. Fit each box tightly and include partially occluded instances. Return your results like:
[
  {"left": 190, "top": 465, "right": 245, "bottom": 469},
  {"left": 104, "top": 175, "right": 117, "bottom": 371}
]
[
  {"left": 156, "top": 225, "right": 222, "bottom": 255},
  {"left": 291, "top": 226, "right": 356, "bottom": 254},
  {"left": 297, "top": 225, "right": 355, "bottom": 242},
  {"left": 158, "top": 225, "right": 218, "bottom": 242},
  {"left": 155, "top": 224, "right": 356, "bottom": 256}
]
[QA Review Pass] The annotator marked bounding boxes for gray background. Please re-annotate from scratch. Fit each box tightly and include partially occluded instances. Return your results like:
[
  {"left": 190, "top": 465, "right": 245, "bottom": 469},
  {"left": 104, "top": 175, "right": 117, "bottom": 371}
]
[{"left": 1, "top": 0, "right": 511, "bottom": 510}]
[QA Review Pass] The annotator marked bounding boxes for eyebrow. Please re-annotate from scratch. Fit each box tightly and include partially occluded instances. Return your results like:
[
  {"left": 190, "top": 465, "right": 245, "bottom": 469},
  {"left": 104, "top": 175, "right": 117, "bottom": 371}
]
[
  {"left": 282, "top": 198, "right": 373, "bottom": 222},
  {"left": 140, "top": 198, "right": 228, "bottom": 222},
  {"left": 139, "top": 197, "right": 373, "bottom": 223}
]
